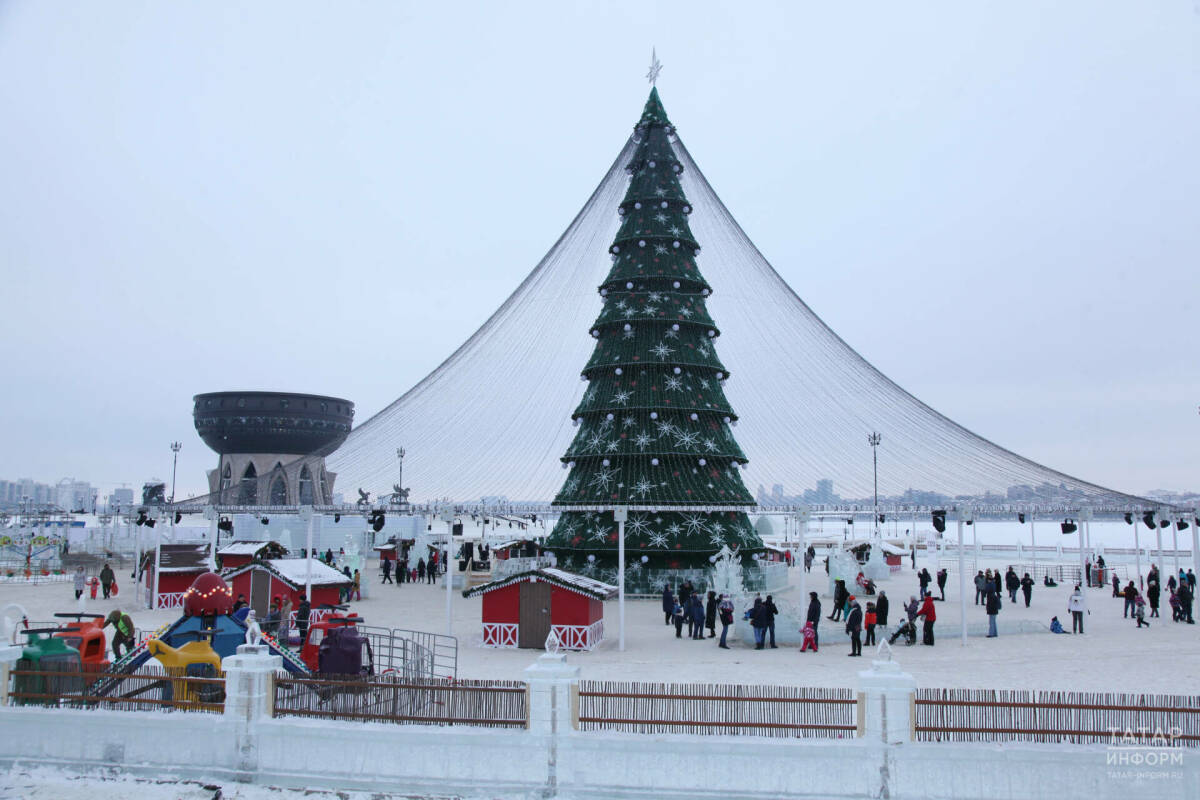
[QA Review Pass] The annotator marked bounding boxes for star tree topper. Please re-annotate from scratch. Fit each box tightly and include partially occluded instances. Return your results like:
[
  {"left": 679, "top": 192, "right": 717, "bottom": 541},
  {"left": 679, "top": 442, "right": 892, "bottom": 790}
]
[{"left": 646, "top": 48, "right": 662, "bottom": 86}]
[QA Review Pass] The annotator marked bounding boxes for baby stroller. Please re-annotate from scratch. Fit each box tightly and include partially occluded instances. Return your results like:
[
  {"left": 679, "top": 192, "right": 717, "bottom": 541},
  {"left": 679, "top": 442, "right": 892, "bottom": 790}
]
[{"left": 888, "top": 619, "right": 917, "bottom": 646}]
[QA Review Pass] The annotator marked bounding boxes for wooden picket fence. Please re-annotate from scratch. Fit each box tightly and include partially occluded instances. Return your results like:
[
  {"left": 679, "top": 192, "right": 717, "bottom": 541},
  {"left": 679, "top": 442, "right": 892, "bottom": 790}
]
[
  {"left": 915, "top": 688, "right": 1200, "bottom": 746},
  {"left": 271, "top": 673, "right": 527, "bottom": 728},
  {"left": 576, "top": 680, "right": 857, "bottom": 739},
  {"left": 9, "top": 665, "right": 225, "bottom": 713}
]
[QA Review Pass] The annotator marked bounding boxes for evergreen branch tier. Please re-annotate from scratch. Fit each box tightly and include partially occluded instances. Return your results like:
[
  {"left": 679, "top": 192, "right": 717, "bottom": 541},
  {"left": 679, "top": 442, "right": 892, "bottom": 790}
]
[{"left": 546, "top": 89, "right": 764, "bottom": 570}]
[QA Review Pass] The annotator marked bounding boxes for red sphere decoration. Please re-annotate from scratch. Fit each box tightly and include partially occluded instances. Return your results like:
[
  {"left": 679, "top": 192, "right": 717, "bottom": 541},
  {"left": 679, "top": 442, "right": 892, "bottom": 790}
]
[{"left": 183, "top": 572, "right": 234, "bottom": 617}]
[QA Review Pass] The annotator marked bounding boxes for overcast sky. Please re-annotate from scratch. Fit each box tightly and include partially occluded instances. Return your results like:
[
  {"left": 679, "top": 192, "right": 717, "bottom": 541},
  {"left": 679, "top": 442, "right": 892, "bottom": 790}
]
[{"left": 1, "top": 1, "right": 1196, "bottom": 500}]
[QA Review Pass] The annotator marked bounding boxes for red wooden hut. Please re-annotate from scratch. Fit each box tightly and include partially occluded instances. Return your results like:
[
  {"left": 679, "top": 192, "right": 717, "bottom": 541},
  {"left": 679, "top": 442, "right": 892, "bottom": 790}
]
[
  {"left": 142, "top": 544, "right": 210, "bottom": 610},
  {"left": 461, "top": 567, "right": 617, "bottom": 651},
  {"left": 223, "top": 558, "right": 351, "bottom": 617}
]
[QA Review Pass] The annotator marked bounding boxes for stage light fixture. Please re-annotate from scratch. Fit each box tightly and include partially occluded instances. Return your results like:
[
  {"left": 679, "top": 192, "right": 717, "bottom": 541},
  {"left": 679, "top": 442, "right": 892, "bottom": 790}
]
[
  {"left": 1178, "top": 519, "right": 1189, "bottom": 531},
  {"left": 1061, "top": 519, "right": 1077, "bottom": 535},
  {"left": 1018, "top": 513, "right": 1026, "bottom": 524},
  {"left": 931, "top": 510, "right": 946, "bottom": 533},
  {"left": 174, "top": 512, "right": 182, "bottom": 524},
  {"left": 260, "top": 516, "right": 269, "bottom": 525},
  {"left": 1123, "top": 513, "right": 1133, "bottom": 525},
  {"left": 1143, "top": 512, "right": 1155, "bottom": 529},
  {"left": 1159, "top": 520, "right": 1170, "bottom": 529}
]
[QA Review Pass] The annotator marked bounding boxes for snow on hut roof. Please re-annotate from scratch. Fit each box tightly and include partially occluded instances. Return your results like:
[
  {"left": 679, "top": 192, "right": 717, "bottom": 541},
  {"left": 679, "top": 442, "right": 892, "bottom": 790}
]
[
  {"left": 373, "top": 543, "right": 397, "bottom": 552},
  {"left": 218, "top": 541, "right": 271, "bottom": 556},
  {"left": 153, "top": 544, "right": 210, "bottom": 573},
  {"left": 879, "top": 541, "right": 908, "bottom": 555},
  {"left": 223, "top": 557, "right": 351, "bottom": 588},
  {"left": 462, "top": 567, "right": 618, "bottom": 601}
]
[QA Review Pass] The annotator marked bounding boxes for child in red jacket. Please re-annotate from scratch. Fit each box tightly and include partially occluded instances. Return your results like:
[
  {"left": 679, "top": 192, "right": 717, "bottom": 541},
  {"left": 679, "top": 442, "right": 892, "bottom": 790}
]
[{"left": 864, "top": 602, "right": 877, "bottom": 646}]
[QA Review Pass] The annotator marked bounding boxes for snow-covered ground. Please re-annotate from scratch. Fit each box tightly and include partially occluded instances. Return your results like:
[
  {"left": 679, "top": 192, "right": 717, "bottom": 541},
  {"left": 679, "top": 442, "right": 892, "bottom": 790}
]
[
  {"left": 2, "top": 551, "right": 1197, "bottom": 694},
  {"left": 0, "top": 765, "right": 473, "bottom": 799}
]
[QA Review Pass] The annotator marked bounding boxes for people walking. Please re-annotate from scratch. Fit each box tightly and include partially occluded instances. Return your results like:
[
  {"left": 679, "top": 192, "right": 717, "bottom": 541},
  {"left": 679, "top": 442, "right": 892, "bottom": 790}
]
[
  {"left": 99, "top": 563, "right": 114, "bottom": 599},
  {"left": 916, "top": 593, "right": 936, "bottom": 645},
  {"left": 417, "top": 558, "right": 426, "bottom": 582},
  {"left": 672, "top": 597, "right": 685, "bottom": 638},
  {"left": 662, "top": 584, "right": 675, "bottom": 626},
  {"left": 1148, "top": 568, "right": 1161, "bottom": 618},
  {"left": 1068, "top": 585, "right": 1085, "bottom": 633},
  {"left": 1134, "top": 595, "right": 1149, "bottom": 628},
  {"left": 974, "top": 571, "right": 986, "bottom": 605},
  {"left": 73, "top": 567, "right": 86, "bottom": 600},
  {"left": 985, "top": 590, "right": 1001, "bottom": 638},
  {"left": 829, "top": 580, "right": 847, "bottom": 621},
  {"left": 1020, "top": 573, "right": 1034, "bottom": 607},
  {"left": 864, "top": 601, "right": 877, "bottom": 647},
  {"left": 1122, "top": 582, "right": 1138, "bottom": 618},
  {"left": 1005, "top": 568, "right": 1019, "bottom": 604},
  {"left": 845, "top": 596, "right": 863, "bottom": 657},
  {"left": 718, "top": 594, "right": 734, "bottom": 649},
  {"left": 805, "top": 591, "right": 821, "bottom": 651},
  {"left": 1178, "top": 580, "right": 1195, "bottom": 624},
  {"left": 381, "top": 559, "right": 392, "bottom": 584},
  {"left": 876, "top": 591, "right": 889, "bottom": 627},
  {"left": 918, "top": 568, "right": 931, "bottom": 598},
  {"left": 936, "top": 569, "right": 947, "bottom": 601}
]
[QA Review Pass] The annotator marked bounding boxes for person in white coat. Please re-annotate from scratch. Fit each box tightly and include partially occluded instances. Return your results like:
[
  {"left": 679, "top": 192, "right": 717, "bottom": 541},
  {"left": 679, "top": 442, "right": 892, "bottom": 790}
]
[{"left": 1067, "top": 585, "right": 1086, "bottom": 634}]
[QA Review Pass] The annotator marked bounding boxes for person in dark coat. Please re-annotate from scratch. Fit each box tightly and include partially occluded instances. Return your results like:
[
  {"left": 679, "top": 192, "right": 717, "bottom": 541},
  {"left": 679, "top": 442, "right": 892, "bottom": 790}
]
[
  {"left": 679, "top": 580, "right": 693, "bottom": 609},
  {"left": 661, "top": 584, "right": 674, "bottom": 626},
  {"left": 1005, "top": 568, "right": 1019, "bottom": 604},
  {"left": 672, "top": 598, "right": 685, "bottom": 638},
  {"left": 845, "top": 597, "right": 863, "bottom": 656},
  {"left": 99, "top": 563, "right": 115, "bottom": 599},
  {"left": 918, "top": 568, "right": 932, "bottom": 598},
  {"left": 704, "top": 591, "right": 718, "bottom": 638},
  {"left": 1178, "top": 582, "right": 1195, "bottom": 624},
  {"left": 296, "top": 597, "right": 311, "bottom": 645},
  {"left": 936, "top": 569, "right": 948, "bottom": 601},
  {"left": 876, "top": 591, "right": 889, "bottom": 627},
  {"left": 417, "top": 558, "right": 426, "bottom": 582},
  {"left": 689, "top": 594, "right": 705, "bottom": 640},
  {"left": 718, "top": 594, "right": 734, "bottom": 648},
  {"left": 381, "top": 558, "right": 392, "bottom": 584},
  {"left": 829, "top": 580, "right": 847, "bottom": 621},
  {"left": 805, "top": 591, "right": 822, "bottom": 650},
  {"left": 749, "top": 597, "right": 767, "bottom": 649},
  {"left": 1122, "top": 582, "right": 1138, "bottom": 618},
  {"left": 1020, "top": 573, "right": 1034, "bottom": 607},
  {"left": 1112, "top": 573, "right": 1120, "bottom": 597},
  {"left": 974, "top": 571, "right": 986, "bottom": 605},
  {"left": 763, "top": 595, "right": 779, "bottom": 648},
  {"left": 1147, "top": 570, "right": 1160, "bottom": 617},
  {"left": 985, "top": 590, "right": 1001, "bottom": 637}
]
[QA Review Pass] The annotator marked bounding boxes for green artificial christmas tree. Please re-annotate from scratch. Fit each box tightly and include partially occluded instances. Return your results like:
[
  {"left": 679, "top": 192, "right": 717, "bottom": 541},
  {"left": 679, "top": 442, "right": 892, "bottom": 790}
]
[{"left": 545, "top": 88, "right": 763, "bottom": 574}]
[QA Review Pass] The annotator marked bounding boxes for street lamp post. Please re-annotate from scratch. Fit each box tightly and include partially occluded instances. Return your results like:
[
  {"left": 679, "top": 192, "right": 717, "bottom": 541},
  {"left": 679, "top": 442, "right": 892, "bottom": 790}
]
[
  {"left": 169, "top": 442, "right": 182, "bottom": 504},
  {"left": 868, "top": 433, "right": 882, "bottom": 538}
]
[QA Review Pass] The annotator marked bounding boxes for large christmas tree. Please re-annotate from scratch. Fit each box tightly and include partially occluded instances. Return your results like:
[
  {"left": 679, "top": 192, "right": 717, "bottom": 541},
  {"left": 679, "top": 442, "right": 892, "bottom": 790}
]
[{"left": 545, "top": 88, "right": 762, "bottom": 572}]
